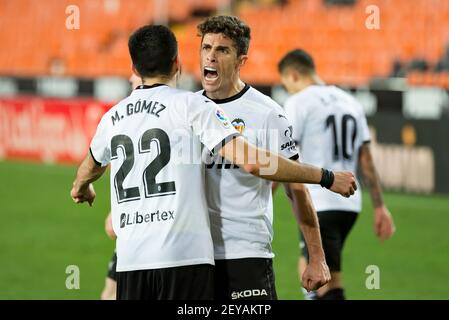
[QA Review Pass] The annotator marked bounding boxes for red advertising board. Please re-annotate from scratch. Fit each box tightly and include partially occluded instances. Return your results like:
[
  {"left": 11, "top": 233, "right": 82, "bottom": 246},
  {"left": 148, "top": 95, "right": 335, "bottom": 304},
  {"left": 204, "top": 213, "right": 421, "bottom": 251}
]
[{"left": 0, "top": 97, "right": 113, "bottom": 164}]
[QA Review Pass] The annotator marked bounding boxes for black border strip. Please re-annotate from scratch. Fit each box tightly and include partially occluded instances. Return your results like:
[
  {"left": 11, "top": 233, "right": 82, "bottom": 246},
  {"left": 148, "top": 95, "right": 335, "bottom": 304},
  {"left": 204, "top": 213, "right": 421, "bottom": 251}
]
[
  {"left": 135, "top": 83, "right": 167, "bottom": 90},
  {"left": 89, "top": 147, "right": 102, "bottom": 167},
  {"left": 289, "top": 154, "right": 300, "bottom": 161},
  {"left": 202, "top": 84, "right": 250, "bottom": 104}
]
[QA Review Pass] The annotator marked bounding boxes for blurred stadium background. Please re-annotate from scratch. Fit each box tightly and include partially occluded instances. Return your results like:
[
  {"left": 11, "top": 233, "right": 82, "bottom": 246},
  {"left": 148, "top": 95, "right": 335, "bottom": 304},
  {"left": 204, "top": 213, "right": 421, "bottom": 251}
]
[{"left": 0, "top": 0, "right": 448, "bottom": 299}]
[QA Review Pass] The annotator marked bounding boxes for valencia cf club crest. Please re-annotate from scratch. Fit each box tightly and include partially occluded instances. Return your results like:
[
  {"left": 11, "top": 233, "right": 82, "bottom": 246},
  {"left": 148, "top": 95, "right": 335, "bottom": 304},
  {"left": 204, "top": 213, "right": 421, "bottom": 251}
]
[{"left": 231, "top": 118, "right": 246, "bottom": 134}]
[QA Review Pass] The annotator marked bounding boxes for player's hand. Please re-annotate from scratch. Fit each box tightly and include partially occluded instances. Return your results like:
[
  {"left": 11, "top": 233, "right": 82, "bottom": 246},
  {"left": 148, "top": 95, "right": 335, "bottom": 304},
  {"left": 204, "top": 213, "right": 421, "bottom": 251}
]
[
  {"left": 71, "top": 183, "right": 96, "bottom": 206},
  {"left": 330, "top": 171, "right": 357, "bottom": 198},
  {"left": 105, "top": 212, "right": 116, "bottom": 240},
  {"left": 301, "top": 259, "right": 331, "bottom": 292},
  {"left": 374, "top": 206, "right": 395, "bottom": 241}
]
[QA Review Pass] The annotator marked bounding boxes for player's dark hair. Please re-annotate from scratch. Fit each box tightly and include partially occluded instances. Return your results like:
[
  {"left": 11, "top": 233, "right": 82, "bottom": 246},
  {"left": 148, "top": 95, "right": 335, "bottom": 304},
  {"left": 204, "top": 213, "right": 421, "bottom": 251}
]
[
  {"left": 278, "top": 49, "right": 316, "bottom": 75},
  {"left": 197, "top": 15, "right": 251, "bottom": 56},
  {"left": 128, "top": 25, "right": 178, "bottom": 78}
]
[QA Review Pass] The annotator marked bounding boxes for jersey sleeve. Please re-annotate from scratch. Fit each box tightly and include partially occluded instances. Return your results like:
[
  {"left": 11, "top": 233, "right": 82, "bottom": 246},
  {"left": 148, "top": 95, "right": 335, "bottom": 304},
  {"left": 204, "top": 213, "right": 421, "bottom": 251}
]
[
  {"left": 89, "top": 112, "right": 111, "bottom": 167},
  {"left": 264, "top": 108, "right": 299, "bottom": 160},
  {"left": 187, "top": 95, "right": 240, "bottom": 152},
  {"left": 284, "top": 95, "right": 308, "bottom": 147},
  {"left": 358, "top": 105, "right": 371, "bottom": 144}
]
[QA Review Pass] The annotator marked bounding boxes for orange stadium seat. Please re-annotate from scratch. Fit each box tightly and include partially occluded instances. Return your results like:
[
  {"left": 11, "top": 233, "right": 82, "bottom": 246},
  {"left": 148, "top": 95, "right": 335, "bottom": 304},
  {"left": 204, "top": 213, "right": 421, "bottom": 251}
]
[{"left": 1, "top": 0, "right": 449, "bottom": 86}]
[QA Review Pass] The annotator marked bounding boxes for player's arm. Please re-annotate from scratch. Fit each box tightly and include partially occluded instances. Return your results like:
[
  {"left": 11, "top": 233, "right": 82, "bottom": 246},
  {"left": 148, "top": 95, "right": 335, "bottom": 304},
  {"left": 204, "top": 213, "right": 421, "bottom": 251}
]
[
  {"left": 219, "top": 136, "right": 357, "bottom": 197},
  {"left": 284, "top": 182, "right": 330, "bottom": 291},
  {"left": 71, "top": 151, "right": 107, "bottom": 206},
  {"left": 358, "top": 143, "right": 395, "bottom": 241},
  {"left": 272, "top": 182, "right": 280, "bottom": 194},
  {"left": 105, "top": 211, "right": 116, "bottom": 240}
]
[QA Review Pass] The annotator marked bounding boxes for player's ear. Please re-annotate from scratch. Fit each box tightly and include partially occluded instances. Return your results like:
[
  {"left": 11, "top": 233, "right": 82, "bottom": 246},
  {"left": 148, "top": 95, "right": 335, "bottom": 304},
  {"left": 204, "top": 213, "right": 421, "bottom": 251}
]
[
  {"left": 171, "top": 55, "right": 181, "bottom": 75},
  {"left": 238, "top": 54, "right": 248, "bottom": 68},
  {"left": 131, "top": 64, "right": 140, "bottom": 78},
  {"left": 291, "top": 69, "right": 300, "bottom": 82}
]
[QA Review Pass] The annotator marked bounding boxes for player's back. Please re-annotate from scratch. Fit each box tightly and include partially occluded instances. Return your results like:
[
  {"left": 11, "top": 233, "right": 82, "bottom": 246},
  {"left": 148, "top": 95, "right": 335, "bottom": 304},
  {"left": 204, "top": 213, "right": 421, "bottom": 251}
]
[
  {"left": 90, "top": 84, "right": 238, "bottom": 271},
  {"left": 285, "top": 85, "right": 371, "bottom": 212}
]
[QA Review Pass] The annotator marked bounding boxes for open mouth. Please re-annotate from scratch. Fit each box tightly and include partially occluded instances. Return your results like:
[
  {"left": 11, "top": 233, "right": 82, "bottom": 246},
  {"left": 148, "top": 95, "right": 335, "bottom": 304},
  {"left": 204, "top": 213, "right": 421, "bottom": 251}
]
[{"left": 204, "top": 66, "right": 218, "bottom": 80}]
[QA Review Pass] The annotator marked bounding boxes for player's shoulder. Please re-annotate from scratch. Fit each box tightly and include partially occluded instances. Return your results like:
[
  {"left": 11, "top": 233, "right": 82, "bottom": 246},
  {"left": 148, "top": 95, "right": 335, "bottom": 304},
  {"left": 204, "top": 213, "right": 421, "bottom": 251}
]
[
  {"left": 244, "top": 86, "right": 285, "bottom": 116},
  {"left": 145, "top": 85, "right": 212, "bottom": 109},
  {"left": 330, "top": 86, "right": 365, "bottom": 114},
  {"left": 195, "top": 89, "right": 205, "bottom": 96},
  {"left": 331, "top": 85, "right": 355, "bottom": 101},
  {"left": 193, "top": 89, "right": 215, "bottom": 104},
  {"left": 111, "top": 85, "right": 187, "bottom": 109},
  {"left": 287, "top": 85, "right": 354, "bottom": 106},
  {"left": 285, "top": 85, "right": 323, "bottom": 107},
  {"left": 99, "top": 94, "right": 132, "bottom": 124},
  {"left": 196, "top": 85, "right": 279, "bottom": 115},
  {"left": 157, "top": 85, "right": 196, "bottom": 102},
  {"left": 105, "top": 86, "right": 203, "bottom": 122}
]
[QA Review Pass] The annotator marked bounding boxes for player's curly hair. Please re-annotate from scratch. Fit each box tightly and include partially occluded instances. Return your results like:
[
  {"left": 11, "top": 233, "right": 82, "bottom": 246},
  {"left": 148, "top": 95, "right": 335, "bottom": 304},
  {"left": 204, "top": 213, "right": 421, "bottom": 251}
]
[{"left": 197, "top": 16, "right": 251, "bottom": 56}]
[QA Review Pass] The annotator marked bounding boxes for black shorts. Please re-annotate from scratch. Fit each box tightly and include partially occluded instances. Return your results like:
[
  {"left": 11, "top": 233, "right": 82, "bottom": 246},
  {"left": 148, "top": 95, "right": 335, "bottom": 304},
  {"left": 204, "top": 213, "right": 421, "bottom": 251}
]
[
  {"left": 107, "top": 251, "right": 117, "bottom": 281},
  {"left": 214, "top": 258, "right": 277, "bottom": 300},
  {"left": 116, "top": 264, "right": 214, "bottom": 300},
  {"left": 300, "top": 211, "right": 358, "bottom": 272}
]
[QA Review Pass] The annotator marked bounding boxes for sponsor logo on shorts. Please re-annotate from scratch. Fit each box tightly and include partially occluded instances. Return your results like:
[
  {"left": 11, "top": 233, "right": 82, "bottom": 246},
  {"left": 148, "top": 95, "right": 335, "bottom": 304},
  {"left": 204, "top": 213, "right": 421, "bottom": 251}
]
[{"left": 231, "top": 289, "right": 268, "bottom": 300}]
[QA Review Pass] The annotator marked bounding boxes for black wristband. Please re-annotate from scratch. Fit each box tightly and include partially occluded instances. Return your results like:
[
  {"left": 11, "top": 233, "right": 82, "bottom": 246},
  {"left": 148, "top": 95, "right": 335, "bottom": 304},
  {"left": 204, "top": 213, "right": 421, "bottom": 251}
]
[{"left": 320, "top": 168, "right": 335, "bottom": 189}]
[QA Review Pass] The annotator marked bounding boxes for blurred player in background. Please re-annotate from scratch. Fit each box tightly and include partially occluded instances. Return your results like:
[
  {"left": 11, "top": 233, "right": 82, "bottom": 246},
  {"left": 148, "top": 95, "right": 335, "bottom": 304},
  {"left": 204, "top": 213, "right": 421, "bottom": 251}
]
[
  {"left": 197, "top": 16, "right": 335, "bottom": 300},
  {"left": 100, "top": 73, "right": 141, "bottom": 300},
  {"left": 277, "top": 49, "right": 396, "bottom": 300}
]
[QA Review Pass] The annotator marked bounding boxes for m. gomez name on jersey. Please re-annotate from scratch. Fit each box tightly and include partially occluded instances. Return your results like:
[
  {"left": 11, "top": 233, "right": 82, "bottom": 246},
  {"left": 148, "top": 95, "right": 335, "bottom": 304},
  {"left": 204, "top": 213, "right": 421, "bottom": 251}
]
[{"left": 111, "top": 99, "right": 167, "bottom": 126}]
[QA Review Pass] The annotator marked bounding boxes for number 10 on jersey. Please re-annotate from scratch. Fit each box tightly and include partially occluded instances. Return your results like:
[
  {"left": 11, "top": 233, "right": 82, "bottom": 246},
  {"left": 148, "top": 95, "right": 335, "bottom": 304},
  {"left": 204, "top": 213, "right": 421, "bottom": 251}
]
[{"left": 326, "top": 114, "right": 358, "bottom": 161}]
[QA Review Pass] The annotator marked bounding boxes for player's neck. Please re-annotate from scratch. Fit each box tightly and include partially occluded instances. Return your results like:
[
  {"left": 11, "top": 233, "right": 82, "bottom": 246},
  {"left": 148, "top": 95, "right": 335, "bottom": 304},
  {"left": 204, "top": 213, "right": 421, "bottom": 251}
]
[
  {"left": 206, "top": 79, "right": 246, "bottom": 100},
  {"left": 141, "top": 76, "right": 175, "bottom": 88},
  {"left": 310, "top": 74, "right": 325, "bottom": 86},
  {"left": 300, "top": 75, "right": 325, "bottom": 91}
]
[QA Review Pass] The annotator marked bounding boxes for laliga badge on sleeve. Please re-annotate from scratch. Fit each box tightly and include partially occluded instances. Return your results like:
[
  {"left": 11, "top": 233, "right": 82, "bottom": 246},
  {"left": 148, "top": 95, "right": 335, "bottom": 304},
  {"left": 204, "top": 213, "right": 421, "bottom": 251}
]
[{"left": 215, "top": 107, "right": 231, "bottom": 129}]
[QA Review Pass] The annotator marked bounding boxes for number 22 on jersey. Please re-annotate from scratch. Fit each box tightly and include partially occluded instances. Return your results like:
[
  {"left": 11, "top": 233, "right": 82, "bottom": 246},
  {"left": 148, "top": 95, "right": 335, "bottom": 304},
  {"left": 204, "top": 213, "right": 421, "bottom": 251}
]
[{"left": 110, "top": 128, "right": 176, "bottom": 203}]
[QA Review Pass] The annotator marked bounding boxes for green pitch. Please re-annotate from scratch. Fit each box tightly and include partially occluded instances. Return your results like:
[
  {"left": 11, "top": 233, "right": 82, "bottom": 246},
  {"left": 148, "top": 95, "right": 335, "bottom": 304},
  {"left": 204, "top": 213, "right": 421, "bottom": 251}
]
[{"left": 0, "top": 160, "right": 448, "bottom": 299}]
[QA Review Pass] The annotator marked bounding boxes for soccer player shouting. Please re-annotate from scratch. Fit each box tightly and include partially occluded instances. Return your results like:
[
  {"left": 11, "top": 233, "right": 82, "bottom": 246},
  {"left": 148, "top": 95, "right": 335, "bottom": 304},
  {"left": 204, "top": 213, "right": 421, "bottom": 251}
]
[
  {"left": 71, "top": 24, "right": 356, "bottom": 300},
  {"left": 197, "top": 16, "right": 344, "bottom": 300}
]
